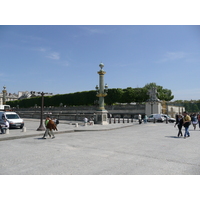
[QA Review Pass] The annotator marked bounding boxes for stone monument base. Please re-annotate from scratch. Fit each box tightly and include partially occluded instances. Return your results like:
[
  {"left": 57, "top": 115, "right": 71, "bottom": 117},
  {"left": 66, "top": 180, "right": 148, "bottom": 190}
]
[
  {"left": 145, "top": 101, "right": 162, "bottom": 116},
  {"left": 95, "top": 110, "right": 108, "bottom": 125}
]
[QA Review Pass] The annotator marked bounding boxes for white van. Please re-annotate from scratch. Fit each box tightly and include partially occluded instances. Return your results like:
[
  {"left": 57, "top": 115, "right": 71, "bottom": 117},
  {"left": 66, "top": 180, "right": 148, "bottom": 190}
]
[
  {"left": 147, "top": 114, "right": 165, "bottom": 122},
  {"left": 0, "top": 105, "right": 10, "bottom": 110},
  {"left": 0, "top": 111, "right": 24, "bottom": 129}
]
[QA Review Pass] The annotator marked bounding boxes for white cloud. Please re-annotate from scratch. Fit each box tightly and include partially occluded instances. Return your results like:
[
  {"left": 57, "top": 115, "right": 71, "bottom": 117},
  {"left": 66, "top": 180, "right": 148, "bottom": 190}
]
[
  {"left": 61, "top": 61, "right": 69, "bottom": 67},
  {"left": 81, "top": 26, "right": 107, "bottom": 35},
  {"left": 38, "top": 47, "right": 47, "bottom": 52},
  {"left": 156, "top": 51, "right": 187, "bottom": 63},
  {"left": 46, "top": 52, "right": 60, "bottom": 60},
  {"left": 165, "top": 52, "right": 186, "bottom": 60}
]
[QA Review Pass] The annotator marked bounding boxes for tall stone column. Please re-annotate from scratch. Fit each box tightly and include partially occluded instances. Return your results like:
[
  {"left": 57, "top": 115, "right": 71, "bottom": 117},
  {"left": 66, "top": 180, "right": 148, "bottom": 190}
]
[
  {"left": 2, "top": 86, "right": 7, "bottom": 105},
  {"left": 95, "top": 63, "right": 108, "bottom": 125}
]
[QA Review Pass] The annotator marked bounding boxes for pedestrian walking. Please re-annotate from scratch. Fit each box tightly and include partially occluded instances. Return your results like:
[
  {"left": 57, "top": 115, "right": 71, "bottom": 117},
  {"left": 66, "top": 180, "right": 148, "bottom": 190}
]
[
  {"left": 42, "top": 116, "right": 53, "bottom": 139},
  {"left": 143, "top": 114, "right": 148, "bottom": 124},
  {"left": 138, "top": 114, "right": 142, "bottom": 124},
  {"left": 52, "top": 118, "right": 59, "bottom": 126},
  {"left": 46, "top": 119, "right": 57, "bottom": 139},
  {"left": 174, "top": 114, "right": 183, "bottom": 137},
  {"left": 191, "top": 113, "right": 198, "bottom": 130},
  {"left": 183, "top": 111, "right": 191, "bottom": 139},
  {"left": 197, "top": 113, "right": 200, "bottom": 130},
  {"left": 0, "top": 119, "right": 9, "bottom": 134}
]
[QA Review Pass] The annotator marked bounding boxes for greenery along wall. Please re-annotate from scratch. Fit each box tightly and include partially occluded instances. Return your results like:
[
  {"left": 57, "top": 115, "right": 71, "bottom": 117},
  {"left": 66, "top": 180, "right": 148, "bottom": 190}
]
[{"left": 7, "top": 83, "right": 174, "bottom": 108}]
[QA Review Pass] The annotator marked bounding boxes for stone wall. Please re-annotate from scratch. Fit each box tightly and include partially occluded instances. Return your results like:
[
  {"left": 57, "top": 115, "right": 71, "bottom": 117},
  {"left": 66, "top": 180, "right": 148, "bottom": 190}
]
[{"left": 14, "top": 104, "right": 146, "bottom": 121}]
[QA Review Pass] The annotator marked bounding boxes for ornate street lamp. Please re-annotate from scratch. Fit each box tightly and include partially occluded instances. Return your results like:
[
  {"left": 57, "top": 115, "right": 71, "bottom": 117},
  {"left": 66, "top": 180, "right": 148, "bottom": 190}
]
[
  {"left": 2, "top": 86, "right": 7, "bottom": 105},
  {"left": 95, "top": 63, "right": 108, "bottom": 125},
  {"left": 36, "top": 92, "right": 46, "bottom": 131}
]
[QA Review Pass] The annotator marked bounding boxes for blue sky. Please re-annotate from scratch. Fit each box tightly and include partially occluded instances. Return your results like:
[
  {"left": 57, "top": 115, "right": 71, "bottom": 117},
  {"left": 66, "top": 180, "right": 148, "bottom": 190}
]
[{"left": 0, "top": 25, "right": 200, "bottom": 100}]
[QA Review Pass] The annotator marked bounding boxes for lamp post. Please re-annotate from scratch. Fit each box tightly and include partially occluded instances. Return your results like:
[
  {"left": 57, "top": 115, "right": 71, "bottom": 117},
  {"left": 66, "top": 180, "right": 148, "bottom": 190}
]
[
  {"left": 37, "top": 92, "right": 45, "bottom": 131},
  {"left": 95, "top": 63, "right": 108, "bottom": 125},
  {"left": 2, "top": 86, "right": 7, "bottom": 105}
]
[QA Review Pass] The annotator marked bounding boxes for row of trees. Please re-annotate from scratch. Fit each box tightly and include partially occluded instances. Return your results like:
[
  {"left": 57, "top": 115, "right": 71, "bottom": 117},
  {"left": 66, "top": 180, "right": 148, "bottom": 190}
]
[
  {"left": 8, "top": 83, "right": 174, "bottom": 108},
  {"left": 173, "top": 100, "right": 200, "bottom": 113}
]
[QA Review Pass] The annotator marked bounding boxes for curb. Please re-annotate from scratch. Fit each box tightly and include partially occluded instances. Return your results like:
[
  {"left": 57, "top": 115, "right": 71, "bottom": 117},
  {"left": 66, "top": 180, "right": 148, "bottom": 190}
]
[{"left": 0, "top": 124, "right": 136, "bottom": 142}]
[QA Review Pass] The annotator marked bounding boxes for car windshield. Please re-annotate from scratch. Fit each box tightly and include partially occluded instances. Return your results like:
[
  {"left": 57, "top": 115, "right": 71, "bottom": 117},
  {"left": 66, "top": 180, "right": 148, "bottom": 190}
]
[{"left": 6, "top": 114, "right": 20, "bottom": 119}]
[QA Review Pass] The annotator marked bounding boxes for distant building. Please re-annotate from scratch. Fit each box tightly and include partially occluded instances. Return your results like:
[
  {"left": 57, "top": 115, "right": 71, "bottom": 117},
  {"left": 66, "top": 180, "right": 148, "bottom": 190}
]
[
  {"left": 18, "top": 91, "right": 53, "bottom": 99},
  {"left": 0, "top": 92, "right": 18, "bottom": 105},
  {"left": 0, "top": 86, "right": 53, "bottom": 105}
]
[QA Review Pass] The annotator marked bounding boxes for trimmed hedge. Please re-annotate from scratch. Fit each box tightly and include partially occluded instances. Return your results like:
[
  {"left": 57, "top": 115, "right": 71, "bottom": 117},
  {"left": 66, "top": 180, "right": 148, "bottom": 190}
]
[{"left": 7, "top": 85, "right": 174, "bottom": 108}]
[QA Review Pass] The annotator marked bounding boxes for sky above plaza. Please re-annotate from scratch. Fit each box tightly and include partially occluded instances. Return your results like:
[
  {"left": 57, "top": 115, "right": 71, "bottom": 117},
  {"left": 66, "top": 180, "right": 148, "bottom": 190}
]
[{"left": 1, "top": 2, "right": 199, "bottom": 101}]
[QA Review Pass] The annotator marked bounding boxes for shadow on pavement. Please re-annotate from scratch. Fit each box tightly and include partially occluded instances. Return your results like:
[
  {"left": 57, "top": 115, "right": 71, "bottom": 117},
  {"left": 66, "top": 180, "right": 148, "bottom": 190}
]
[{"left": 165, "top": 136, "right": 183, "bottom": 139}]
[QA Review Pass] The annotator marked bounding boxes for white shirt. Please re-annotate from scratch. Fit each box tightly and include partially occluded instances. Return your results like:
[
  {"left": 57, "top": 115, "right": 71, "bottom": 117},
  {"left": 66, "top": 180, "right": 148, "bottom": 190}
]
[{"left": 4, "top": 121, "right": 9, "bottom": 128}]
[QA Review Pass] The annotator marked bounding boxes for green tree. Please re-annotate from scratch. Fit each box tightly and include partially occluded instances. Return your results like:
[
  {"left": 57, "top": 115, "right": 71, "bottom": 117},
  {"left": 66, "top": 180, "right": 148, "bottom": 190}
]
[
  {"left": 106, "top": 88, "right": 124, "bottom": 105},
  {"left": 121, "top": 87, "right": 135, "bottom": 103},
  {"left": 144, "top": 82, "right": 174, "bottom": 101},
  {"left": 134, "top": 88, "right": 149, "bottom": 103}
]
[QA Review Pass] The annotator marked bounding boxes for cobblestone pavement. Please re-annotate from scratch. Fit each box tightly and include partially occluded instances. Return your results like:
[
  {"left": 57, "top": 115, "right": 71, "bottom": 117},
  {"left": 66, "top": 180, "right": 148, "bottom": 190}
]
[{"left": 1, "top": 119, "right": 200, "bottom": 175}]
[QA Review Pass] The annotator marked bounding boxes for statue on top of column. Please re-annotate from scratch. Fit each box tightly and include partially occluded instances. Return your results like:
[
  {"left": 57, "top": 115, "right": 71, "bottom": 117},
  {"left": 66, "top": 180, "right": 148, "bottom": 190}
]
[{"left": 147, "top": 87, "right": 160, "bottom": 102}]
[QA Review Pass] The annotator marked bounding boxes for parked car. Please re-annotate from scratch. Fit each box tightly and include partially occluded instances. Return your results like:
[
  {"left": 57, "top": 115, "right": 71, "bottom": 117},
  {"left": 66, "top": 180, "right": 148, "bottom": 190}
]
[
  {"left": 0, "top": 111, "right": 24, "bottom": 128},
  {"left": 147, "top": 114, "right": 165, "bottom": 122},
  {"left": 162, "top": 114, "right": 176, "bottom": 123}
]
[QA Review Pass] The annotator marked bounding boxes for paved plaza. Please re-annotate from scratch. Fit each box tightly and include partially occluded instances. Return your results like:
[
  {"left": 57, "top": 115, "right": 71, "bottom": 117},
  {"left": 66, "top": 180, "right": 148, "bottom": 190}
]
[{"left": 0, "top": 119, "right": 200, "bottom": 175}]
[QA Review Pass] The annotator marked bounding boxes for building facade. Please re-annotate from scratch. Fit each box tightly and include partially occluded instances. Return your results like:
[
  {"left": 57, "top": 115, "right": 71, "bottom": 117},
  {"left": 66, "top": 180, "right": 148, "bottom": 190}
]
[{"left": 0, "top": 86, "right": 53, "bottom": 105}]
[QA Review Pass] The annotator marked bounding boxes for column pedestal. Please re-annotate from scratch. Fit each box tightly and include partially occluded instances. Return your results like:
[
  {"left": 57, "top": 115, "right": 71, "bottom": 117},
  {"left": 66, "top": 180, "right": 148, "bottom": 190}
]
[{"left": 95, "top": 110, "right": 108, "bottom": 125}]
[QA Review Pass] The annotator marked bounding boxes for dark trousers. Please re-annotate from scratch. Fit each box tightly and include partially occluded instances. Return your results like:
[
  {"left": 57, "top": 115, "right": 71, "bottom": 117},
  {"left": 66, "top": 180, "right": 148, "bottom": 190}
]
[{"left": 177, "top": 125, "right": 183, "bottom": 137}]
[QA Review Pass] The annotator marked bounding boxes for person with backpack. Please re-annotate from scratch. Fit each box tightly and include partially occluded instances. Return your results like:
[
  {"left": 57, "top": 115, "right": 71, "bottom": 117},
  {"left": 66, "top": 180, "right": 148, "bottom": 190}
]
[{"left": 42, "top": 116, "right": 57, "bottom": 139}]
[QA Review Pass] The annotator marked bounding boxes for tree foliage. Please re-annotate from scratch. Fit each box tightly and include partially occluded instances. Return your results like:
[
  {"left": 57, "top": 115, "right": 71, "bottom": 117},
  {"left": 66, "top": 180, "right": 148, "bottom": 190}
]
[
  {"left": 173, "top": 100, "right": 200, "bottom": 113},
  {"left": 7, "top": 83, "right": 175, "bottom": 108},
  {"left": 144, "top": 82, "right": 174, "bottom": 101}
]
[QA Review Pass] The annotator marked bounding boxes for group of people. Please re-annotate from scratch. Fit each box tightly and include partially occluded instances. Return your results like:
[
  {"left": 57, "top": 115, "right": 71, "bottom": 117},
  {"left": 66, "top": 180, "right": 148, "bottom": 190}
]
[
  {"left": 138, "top": 114, "right": 148, "bottom": 124},
  {"left": 174, "top": 111, "right": 200, "bottom": 138},
  {"left": 84, "top": 117, "right": 94, "bottom": 125},
  {"left": 42, "top": 116, "right": 59, "bottom": 139}
]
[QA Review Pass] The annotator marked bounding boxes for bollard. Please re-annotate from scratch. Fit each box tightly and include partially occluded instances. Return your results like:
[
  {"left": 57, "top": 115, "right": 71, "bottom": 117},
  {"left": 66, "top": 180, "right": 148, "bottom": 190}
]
[
  {"left": 5, "top": 128, "right": 9, "bottom": 134},
  {"left": 75, "top": 123, "right": 78, "bottom": 127},
  {"left": 22, "top": 127, "right": 26, "bottom": 132},
  {"left": 166, "top": 118, "right": 168, "bottom": 124},
  {"left": 114, "top": 117, "right": 116, "bottom": 123},
  {"left": 154, "top": 118, "right": 156, "bottom": 123},
  {"left": 118, "top": 117, "right": 120, "bottom": 123},
  {"left": 123, "top": 117, "right": 125, "bottom": 123},
  {"left": 109, "top": 117, "right": 111, "bottom": 124},
  {"left": 127, "top": 118, "right": 129, "bottom": 123}
]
